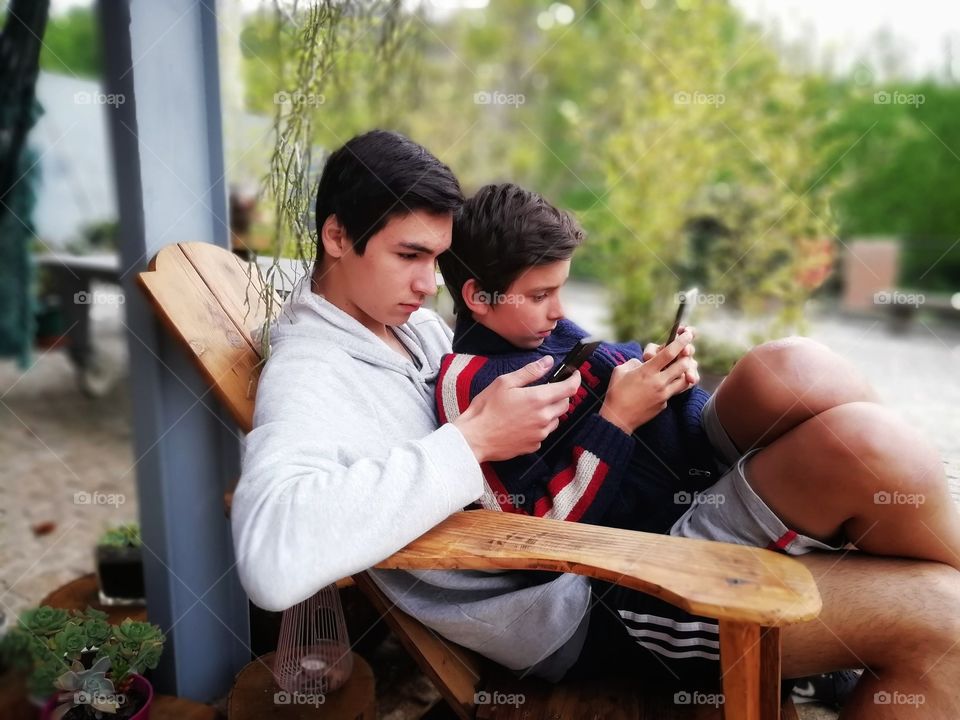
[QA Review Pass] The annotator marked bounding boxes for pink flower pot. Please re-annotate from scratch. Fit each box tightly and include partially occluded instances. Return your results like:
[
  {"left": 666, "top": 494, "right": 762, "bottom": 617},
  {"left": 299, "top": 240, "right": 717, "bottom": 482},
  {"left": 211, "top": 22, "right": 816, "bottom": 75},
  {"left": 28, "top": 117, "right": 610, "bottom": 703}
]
[{"left": 40, "top": 673, "right": 154, "bottom": 720}]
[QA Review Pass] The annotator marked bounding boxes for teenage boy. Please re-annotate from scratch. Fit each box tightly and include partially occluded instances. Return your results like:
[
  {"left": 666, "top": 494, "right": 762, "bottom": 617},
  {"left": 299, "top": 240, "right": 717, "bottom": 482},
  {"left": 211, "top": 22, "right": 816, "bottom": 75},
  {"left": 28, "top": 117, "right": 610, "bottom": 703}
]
[{"left": 436, "top": 182, "right": 960, "bottom": 706}]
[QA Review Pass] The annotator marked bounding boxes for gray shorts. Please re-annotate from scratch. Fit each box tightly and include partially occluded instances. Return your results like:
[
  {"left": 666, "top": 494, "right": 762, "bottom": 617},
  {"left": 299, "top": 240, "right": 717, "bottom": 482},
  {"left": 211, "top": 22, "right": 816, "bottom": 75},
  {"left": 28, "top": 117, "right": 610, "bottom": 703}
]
[{"left": 668, "top": 390, "right": 844, "bottom": 554}]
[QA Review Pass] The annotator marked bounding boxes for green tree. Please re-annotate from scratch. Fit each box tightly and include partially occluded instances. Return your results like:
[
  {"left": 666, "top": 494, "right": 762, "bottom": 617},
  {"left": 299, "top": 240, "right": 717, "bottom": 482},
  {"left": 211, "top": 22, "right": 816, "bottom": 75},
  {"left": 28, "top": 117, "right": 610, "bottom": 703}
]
[
  {"left": 815, "top": 80, "right": 960, "bottom": 292},
  {"left": 39, "top": 6, "right": 100, "bottom": 78}
]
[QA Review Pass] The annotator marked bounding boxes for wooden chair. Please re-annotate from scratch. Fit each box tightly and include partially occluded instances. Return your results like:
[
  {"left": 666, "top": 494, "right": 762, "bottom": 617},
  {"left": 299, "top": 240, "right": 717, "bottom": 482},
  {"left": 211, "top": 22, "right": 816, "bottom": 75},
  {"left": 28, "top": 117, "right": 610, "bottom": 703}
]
[{"left": 138, "top": 242, "right": 820, "bottom": 720}]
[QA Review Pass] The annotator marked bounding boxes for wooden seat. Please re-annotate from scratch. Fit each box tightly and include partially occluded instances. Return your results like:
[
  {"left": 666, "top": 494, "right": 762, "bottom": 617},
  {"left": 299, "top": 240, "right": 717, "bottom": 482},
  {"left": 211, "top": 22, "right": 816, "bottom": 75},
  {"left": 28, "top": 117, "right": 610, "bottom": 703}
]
[{"left": 139, "top": 242, "right": 820, "bottom": 720}]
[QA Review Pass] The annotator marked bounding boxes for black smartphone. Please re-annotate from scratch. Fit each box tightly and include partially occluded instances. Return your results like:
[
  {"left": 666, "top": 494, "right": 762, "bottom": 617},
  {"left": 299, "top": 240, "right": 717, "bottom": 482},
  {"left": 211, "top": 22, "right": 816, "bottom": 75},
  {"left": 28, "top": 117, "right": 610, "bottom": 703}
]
[
  {"left": 666, "top": 287, "right": 698, "bottom": 345},
  {"left": 548, "top": 338, "right": 601, "bottom": 383}
]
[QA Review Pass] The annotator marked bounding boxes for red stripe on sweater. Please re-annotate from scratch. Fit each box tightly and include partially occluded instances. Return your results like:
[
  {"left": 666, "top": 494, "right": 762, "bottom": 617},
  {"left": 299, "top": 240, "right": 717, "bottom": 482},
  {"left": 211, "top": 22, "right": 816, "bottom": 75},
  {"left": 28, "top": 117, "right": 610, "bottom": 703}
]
[
  {"left": 580, "top": 361, "right": 601, "bottom": 389},
  {"left": 567, "top": 455, "right": 608, "bottom": 522},
  {"left": 533, "top": 464, "right": 575, "bottom": 516},
  {"left": 456, "top": 356, "right": 487, "bottom": 415},
  {"left": 481, "top": 463, "right": 523, "bottom": 513}
]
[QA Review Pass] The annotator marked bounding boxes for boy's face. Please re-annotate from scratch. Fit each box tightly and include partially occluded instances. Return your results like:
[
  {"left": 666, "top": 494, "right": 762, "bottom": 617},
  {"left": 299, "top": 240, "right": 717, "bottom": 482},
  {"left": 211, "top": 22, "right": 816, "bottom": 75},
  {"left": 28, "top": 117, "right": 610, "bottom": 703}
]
[
  {"left": 318, "top": 210, "right": 451, "bottom": 332},
  {"left": 472, "top": 259, "right": 571, "bottom": 349}
]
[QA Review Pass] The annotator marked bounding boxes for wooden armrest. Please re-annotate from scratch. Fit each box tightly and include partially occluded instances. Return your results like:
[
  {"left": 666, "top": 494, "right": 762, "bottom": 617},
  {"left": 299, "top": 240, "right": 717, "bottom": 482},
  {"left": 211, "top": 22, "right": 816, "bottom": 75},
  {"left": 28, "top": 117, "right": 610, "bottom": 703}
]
[{"left": 374, "top": 510, "right": 820, "bottom": 626}]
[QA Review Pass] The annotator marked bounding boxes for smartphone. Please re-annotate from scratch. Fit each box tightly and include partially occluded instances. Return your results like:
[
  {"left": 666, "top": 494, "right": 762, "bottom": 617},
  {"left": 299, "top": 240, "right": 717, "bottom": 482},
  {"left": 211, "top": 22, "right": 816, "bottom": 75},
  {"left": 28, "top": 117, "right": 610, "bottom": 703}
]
[
  {"left": 666, "top": 287, "right": 698, "bottom": 345},
  {"left": 548, "top": 338, "right": 601, "bottom": 383}
]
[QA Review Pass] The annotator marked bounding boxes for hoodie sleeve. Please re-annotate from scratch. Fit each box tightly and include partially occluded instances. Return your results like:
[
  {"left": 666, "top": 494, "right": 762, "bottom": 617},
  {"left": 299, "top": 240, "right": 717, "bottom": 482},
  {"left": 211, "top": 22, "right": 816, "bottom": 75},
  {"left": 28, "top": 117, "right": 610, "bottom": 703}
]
[{"left": 232, "top": 348, "right": 485, "bottom": 612}]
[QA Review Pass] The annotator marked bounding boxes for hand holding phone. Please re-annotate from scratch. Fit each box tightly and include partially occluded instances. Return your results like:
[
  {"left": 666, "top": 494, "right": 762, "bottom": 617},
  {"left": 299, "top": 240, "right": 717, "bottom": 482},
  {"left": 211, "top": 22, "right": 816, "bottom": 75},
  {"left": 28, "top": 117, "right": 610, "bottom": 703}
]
[{"left": 548, "top": 338, "right": 601, "bottom": 383}]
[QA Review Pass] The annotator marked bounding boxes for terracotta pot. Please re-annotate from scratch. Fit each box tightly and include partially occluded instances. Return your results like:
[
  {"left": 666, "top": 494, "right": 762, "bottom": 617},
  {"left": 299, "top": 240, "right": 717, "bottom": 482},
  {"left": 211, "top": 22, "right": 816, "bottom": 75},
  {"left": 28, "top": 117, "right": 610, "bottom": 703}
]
[{"left": 40, "top": 673, "right": 153, "bottom": 720}]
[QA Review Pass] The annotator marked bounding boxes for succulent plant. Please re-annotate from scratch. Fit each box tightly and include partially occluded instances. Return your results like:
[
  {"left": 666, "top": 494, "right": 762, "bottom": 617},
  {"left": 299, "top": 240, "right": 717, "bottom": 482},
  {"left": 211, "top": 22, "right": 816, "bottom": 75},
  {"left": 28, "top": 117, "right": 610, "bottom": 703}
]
[
  {"left": 51, "top": 656, "right": 120, "bottom": 719},
  {"left": 97, "top": 523, "right": 141, "bottom": 549},
  {"left": 0, "top": 606, "right": 164, "bottom": 717}
]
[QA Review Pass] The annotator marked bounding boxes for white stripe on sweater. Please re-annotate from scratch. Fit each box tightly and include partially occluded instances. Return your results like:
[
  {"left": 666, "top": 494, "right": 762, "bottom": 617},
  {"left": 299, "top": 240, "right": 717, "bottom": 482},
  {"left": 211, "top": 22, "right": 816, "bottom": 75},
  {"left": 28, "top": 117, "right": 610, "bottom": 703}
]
[
  {"left": 543, "top": 449, "right": 601, "bottom": 521},
  {"left": 441, "top": 354, "right": 476, "bottom": 423}
]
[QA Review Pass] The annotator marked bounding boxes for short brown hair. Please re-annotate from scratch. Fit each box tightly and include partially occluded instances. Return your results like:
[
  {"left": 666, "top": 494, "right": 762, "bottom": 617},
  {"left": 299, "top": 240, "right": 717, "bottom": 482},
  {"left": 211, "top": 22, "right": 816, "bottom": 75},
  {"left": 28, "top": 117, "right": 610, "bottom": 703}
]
[{"left": 439, "top": 183, "right": 584, "bottom": 316}]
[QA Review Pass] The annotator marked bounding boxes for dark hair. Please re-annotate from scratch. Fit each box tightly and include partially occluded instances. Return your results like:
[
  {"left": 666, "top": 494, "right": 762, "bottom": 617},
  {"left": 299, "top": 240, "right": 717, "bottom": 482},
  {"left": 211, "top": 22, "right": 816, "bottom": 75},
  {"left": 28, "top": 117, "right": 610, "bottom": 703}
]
[
  {"left": 313, "top": 129, "right": 464, "bottom": 267},
  {"left": 440, "top": 183, "right": 584, "bottom": 316}
]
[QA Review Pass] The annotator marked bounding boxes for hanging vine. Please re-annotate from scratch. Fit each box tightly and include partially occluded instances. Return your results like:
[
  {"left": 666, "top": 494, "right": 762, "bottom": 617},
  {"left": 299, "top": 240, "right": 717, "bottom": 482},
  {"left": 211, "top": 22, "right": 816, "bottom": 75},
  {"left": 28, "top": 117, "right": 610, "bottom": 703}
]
[{"left": 242, "top": 0, "right": 419, "bottom": 359}]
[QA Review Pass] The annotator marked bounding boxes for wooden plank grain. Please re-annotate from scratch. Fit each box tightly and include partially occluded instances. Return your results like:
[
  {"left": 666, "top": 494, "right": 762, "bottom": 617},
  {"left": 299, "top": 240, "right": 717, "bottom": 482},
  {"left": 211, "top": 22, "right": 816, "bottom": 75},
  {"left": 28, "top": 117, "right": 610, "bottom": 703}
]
[{"left": 378, "top": 511, "right": 821, "bottom": 626}]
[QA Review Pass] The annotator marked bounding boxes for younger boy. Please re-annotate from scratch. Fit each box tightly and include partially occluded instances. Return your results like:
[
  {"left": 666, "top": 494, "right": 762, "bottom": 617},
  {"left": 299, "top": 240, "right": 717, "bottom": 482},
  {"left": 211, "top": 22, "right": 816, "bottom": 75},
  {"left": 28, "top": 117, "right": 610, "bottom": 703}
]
[{"left": 436, "top": 183, "right": 724, "bottom": 535}]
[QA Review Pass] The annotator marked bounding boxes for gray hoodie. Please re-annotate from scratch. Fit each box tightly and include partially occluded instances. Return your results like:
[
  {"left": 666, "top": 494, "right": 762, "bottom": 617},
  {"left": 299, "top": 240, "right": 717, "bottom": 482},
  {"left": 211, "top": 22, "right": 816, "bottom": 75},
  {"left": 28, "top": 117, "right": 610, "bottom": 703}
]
[{"left": 231, "top": 277, "right": 591, "bottom": 677}]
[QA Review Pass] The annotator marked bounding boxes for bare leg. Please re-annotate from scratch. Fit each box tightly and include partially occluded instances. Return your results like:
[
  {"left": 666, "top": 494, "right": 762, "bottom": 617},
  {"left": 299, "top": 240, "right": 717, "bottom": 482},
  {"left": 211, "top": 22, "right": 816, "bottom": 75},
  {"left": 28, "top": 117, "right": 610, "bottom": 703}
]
[
  {"left": 745, "top": 402, "right": 960, "bottom": 570},
  {"left": 781, "top": 552, "right": 960, "bottom": 719},
  {"left": 713, "top": 337, "right": 881, "bottom": 452}
]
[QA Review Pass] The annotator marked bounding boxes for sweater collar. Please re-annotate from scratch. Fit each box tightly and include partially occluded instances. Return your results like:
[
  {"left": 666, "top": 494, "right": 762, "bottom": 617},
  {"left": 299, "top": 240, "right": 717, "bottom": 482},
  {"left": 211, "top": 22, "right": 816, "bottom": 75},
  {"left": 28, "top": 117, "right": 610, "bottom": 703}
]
[{"left": 452, "top": 316, "right": 586, "bottom": 355}]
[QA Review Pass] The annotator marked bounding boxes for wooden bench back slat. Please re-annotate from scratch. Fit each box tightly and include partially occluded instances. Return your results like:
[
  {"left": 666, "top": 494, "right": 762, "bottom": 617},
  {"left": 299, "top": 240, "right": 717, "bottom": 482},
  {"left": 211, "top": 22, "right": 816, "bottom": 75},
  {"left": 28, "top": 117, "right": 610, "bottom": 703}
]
[{"left": 137, "top": 243, "right": 274, "bottom": 432}]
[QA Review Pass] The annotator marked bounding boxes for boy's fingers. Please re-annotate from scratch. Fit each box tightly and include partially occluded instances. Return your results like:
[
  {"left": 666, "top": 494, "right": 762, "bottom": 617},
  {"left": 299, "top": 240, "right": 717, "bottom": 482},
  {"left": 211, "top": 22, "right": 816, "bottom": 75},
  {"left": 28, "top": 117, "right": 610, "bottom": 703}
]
[
  {"left": 650, "top": 330, "right": 693, "bottom": 371},
  {"left": 664, "top": 372, "right": 690, "bottom": 396},
  {"left": 506, "top": 356, "right": 555, "bottom": 387},
  {"left": 642, "top": 342, "right": 660, "bottom": 360}
]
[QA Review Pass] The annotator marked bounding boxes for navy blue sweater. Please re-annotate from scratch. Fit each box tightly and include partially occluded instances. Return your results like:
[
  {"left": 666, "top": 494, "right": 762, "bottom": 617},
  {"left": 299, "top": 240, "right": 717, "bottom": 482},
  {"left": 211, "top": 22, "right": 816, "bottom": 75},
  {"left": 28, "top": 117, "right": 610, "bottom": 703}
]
[{"left": 437, "top": 317, "right": 722, "bottom": 533}]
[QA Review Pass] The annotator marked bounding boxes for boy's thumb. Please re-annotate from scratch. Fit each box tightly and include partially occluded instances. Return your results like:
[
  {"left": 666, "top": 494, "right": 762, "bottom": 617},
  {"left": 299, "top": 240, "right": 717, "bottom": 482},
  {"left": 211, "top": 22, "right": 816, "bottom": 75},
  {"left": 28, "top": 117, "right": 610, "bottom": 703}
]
[{"left": 508, "top": 355, "right": 554, "bottom": 387}]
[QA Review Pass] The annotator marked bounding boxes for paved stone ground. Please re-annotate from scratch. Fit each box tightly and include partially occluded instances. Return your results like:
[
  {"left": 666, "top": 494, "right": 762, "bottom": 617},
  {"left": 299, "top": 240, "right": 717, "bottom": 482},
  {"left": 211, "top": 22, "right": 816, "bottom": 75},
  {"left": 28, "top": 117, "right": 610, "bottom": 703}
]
[{"left": 2, "top": 282, "right": 958, "bottom": 719}]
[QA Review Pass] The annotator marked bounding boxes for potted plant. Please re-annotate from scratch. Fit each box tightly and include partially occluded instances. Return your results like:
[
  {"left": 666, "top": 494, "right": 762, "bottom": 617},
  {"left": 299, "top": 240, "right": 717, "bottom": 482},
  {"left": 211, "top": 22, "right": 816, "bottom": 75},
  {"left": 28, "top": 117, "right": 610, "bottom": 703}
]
[
  {"left": 0, "top": 606, "right": 164, "bottom": 719},
  {"left": 96, "top": 524, "right": 145, "bottom": 605}
]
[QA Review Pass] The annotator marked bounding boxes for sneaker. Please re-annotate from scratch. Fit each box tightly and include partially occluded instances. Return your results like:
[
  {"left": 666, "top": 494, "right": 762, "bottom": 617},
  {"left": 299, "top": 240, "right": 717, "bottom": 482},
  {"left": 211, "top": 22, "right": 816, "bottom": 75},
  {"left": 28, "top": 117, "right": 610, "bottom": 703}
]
[{"left": 790, "top": 669, "right": 862, "bottom": 708}]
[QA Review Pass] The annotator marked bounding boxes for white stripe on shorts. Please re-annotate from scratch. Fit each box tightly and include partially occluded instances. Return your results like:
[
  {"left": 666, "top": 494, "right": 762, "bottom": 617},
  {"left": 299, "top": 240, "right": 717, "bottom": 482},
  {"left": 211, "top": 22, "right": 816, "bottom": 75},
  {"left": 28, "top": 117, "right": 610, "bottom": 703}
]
[
  {"left": 618, "top": 610, "right": 719, "bottom": 635},
  {"left": 633, "top": 640, "right": 720, "bottom": 661},
  {"left": 623, "top": 627, "right": 720, "bottom": 650}
]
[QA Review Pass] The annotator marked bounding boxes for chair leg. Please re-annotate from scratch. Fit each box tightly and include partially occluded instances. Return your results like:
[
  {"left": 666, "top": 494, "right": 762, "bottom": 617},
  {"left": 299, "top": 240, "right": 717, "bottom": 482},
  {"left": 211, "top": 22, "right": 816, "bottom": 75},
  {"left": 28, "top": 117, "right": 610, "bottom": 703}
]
[{"left": 718, "top": 621, "right": 781, "bottom": 720}]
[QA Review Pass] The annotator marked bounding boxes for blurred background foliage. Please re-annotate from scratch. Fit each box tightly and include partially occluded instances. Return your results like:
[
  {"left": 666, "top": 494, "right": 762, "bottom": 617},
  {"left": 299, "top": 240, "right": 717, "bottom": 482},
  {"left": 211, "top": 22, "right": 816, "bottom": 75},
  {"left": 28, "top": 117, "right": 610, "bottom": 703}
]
[{"left": 40, "top": 0, "right": 960, "bottom": 365}]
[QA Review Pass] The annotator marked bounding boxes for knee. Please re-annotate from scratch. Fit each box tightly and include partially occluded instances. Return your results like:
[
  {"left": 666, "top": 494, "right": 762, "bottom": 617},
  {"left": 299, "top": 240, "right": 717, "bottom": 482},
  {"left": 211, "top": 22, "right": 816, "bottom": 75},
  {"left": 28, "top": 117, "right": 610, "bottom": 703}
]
[
  {"left": 819, "top": 403, "right": 944, "bottom": 496},
  {"left": 743, "top": 336, "right": 831, "bottom": 381},
  {"left": 889, "top": 564, "right": 960, "bottom": 673},
  {"left": 740, "top": 337, "right": 879, "bottom": 405},
  {"left": 735, "top": 337, "right": 833, "bottom": 401}
]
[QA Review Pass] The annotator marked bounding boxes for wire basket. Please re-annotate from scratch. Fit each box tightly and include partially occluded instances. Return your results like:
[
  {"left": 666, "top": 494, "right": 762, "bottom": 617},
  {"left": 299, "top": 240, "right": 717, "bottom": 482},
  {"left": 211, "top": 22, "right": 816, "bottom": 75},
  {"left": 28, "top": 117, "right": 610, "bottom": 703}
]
[{"left": 272, "top": 583, "right": 354, "bottom": 695}]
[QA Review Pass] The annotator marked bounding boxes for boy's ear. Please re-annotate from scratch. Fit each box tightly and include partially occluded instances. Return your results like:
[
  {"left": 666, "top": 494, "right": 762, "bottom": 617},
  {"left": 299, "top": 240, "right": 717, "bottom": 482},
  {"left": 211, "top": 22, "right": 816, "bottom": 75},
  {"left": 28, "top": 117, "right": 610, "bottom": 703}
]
[
  {"left": 462, "top": 278, "right": 491, "bottom": 317},
  {"left": 319, "top": 214, "right": 349, "bottom": 258}
]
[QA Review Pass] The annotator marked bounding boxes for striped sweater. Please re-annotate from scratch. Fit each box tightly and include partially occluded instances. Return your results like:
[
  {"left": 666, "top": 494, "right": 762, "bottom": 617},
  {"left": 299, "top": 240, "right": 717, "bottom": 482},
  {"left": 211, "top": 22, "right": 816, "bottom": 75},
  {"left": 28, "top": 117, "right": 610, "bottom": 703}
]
[{"left": 437, "top": 317, "right": 721, "bottom": 532}]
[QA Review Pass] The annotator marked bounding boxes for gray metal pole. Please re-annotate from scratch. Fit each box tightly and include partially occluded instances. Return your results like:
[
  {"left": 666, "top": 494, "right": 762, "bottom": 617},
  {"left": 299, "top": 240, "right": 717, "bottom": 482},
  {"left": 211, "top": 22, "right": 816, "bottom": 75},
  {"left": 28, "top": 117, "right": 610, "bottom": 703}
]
[{"left": 98, "top": 0, "right": 249, "bottom": 700}]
